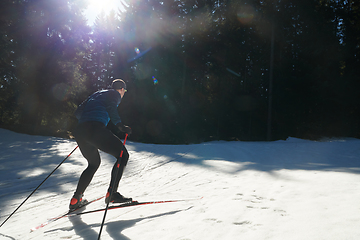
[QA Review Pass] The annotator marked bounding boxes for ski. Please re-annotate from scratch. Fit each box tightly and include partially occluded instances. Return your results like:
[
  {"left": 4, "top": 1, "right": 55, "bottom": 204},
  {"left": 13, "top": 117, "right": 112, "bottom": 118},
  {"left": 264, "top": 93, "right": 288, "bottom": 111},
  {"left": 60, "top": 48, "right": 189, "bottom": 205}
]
[
  {"left": 70, "top": 197, "right": 203, "bottom": 217},
  {"left": 30, "top": 196, "right": 104, "bottom": 232},
  {"left": 30, "top": 197, "right": 201, "bottom": 232}
]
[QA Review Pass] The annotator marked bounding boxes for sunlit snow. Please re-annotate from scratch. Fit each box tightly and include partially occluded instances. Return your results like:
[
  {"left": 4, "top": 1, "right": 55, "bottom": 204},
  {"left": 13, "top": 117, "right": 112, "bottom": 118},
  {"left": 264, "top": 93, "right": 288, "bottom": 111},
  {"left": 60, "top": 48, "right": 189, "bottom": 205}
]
[{"left": 1, "top": 128, "right": 360, "bottom": 239}]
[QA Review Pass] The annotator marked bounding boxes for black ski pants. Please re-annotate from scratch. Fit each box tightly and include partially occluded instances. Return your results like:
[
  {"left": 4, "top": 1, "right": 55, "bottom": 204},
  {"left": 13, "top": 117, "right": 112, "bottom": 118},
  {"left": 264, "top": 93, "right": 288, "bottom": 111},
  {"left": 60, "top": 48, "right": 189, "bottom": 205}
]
[{"left": 73, "top": 121, "right": 129, "bottom": 197}]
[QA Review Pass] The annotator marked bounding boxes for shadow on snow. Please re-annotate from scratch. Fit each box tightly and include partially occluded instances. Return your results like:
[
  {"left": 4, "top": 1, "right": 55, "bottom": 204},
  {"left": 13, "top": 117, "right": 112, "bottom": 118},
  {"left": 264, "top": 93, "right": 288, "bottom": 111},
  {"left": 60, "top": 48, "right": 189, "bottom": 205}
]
[
  {"left": 1, "top": 128, "right": 360, "bottom": 234},
  {"left": 44, "top": 209, "right": 184, "bottom": 240}
]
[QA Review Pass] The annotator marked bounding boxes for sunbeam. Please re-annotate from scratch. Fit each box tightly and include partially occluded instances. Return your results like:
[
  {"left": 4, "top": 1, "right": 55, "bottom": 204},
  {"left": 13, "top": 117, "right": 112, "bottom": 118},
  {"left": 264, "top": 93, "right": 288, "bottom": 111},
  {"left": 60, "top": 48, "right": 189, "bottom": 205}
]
[{"left": 84, "top": 0, "right": 128, "bottom": 25}]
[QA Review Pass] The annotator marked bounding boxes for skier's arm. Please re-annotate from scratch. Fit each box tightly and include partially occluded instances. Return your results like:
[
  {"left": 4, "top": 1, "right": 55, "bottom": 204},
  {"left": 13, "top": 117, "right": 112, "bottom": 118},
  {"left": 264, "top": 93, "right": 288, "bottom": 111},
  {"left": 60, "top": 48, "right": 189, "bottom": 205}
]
[
  {"left": 107, "top": 120, "right": 123, "bottom": 138},
  {"left": 106, "top": 90, "right": 132, "bottom": 135},
  {"left": 106, "top": 90, "right": 122, "bottom": 125}
]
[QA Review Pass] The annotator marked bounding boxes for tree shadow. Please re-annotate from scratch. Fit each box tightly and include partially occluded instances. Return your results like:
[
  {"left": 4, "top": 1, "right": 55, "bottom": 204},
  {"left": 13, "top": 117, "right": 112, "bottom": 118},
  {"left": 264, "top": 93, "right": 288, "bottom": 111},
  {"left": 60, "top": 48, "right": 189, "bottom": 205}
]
[
  {"left": 125, "top": 137, "right": 360, "bottom": 175},
  {"left": 0, "top": 129, "right": 82, "bottom": 223}
]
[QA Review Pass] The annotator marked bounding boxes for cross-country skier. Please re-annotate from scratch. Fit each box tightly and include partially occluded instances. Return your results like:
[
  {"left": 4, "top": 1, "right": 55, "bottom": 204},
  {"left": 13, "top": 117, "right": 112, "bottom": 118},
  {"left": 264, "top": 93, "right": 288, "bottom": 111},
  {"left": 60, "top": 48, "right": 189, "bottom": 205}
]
[{"left": 69, "top": 79, "right": 132, "bottom": 210}]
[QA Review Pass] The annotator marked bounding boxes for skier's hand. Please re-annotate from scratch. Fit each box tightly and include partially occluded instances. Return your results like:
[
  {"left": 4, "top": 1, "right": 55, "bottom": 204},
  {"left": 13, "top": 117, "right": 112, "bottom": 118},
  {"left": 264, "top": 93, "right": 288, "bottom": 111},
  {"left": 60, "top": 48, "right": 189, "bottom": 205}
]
[{"left": 116, "top": 122, "right": 132, "bottom": 135}]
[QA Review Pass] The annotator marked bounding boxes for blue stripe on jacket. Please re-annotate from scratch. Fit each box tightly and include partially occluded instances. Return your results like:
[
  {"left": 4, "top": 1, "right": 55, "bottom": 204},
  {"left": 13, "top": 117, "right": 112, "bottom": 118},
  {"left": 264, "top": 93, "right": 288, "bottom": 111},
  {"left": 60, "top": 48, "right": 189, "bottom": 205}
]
[{"left": 77, "top": 89, "right": 122, "bottom": 126}]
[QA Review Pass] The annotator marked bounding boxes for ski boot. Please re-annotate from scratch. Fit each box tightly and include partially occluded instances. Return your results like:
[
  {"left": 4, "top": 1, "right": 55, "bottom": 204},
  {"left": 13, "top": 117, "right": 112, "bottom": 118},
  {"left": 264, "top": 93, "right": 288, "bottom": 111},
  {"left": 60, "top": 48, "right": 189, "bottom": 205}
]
[
  {"left": 105, "top": 192, "right": 132, "bottom": 204},
  {"left": 69, "top": 193, "right": 88, "bottom": 211}
]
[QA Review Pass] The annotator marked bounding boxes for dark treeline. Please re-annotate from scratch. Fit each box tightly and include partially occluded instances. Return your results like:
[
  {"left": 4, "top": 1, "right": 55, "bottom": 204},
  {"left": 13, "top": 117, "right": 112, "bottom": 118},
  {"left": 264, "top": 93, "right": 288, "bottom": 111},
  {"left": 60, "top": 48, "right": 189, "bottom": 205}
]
[{"left": 0, "top": 0, "right": 359, "bottom": 143}]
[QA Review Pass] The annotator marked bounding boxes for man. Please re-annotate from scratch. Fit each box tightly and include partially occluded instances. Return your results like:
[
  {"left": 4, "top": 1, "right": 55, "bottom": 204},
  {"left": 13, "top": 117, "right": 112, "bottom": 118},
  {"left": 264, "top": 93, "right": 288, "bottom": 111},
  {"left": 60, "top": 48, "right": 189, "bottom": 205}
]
[{"left": 69, "top": 79, "right": 132, "bottom": 210}]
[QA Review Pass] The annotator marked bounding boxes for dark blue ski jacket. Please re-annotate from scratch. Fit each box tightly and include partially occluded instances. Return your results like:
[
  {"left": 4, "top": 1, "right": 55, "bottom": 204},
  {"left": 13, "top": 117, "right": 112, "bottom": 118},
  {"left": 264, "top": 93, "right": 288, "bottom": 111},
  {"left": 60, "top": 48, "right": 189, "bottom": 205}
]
[{"left": 75, "top": 89, "right": 122, "bottom": 126}]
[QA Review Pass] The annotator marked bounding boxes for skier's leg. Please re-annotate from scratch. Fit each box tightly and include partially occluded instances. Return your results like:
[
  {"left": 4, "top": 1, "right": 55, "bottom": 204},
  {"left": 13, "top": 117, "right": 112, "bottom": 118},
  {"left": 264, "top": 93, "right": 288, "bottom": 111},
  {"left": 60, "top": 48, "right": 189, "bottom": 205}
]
[
  {"left": 104, "top": 148, "right": 131, "bottom": 203},
  {"left": 69, "top": 144, "right": 100, "bottom": 210},
  {"left": 87, "top": 125, "right": 131, "bottom": 202},
  {"left": 72, "top": 122, "right": 102, "bottom": 196},
  {"left": 108, "top": 146, "right": 129, "bottom": 193},
  {"left": 88, "top": 125, "right": 130, "bottom": 190},
  {"left": 74, "top": 141, "right": 101, "bottom": 195}
]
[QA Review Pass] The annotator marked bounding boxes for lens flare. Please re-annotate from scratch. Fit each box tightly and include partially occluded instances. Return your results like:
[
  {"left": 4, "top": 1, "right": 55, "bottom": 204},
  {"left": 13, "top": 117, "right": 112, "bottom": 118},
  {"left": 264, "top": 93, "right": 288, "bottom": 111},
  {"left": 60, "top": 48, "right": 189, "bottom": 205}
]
[
  {"left": 127, "top": 47, "right": 152, "bottom": 63},
  {"left": 135, "top": 47, "right": 140, "bottom": 54},
  {"left": 237, "top": 5, "right": 255, "bottom": 24},
  {"left": 52, "top": 83, "right": 70, "bottom": 101},
  {"left": 152, "top": 76, "right": 158, "bottom": 85}
]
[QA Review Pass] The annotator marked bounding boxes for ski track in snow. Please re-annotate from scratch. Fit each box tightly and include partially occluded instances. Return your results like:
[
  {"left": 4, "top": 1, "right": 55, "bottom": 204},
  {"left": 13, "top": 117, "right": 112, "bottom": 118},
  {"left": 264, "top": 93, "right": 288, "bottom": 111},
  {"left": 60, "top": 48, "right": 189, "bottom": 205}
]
[{"left": 1, "top": 129, "right": 360, "bottom": 239}]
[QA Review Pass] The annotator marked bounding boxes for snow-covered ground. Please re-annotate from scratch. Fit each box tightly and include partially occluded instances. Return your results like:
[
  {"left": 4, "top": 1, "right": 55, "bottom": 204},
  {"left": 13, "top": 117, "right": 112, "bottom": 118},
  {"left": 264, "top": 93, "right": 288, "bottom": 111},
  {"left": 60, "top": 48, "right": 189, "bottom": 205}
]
[{"left": 1, "top": 128, "right": 360, "bottom": 240}]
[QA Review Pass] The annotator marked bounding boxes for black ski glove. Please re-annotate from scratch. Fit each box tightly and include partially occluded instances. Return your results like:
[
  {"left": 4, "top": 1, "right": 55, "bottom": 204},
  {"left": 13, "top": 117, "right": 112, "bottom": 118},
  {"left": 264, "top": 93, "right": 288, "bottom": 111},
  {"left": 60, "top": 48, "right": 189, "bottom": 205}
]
[
  {"left": 116, "top": 122, "right": 132, "bottom": 135},
  {"left": 107, "top": 121, "right": 122, "bottom": 137}
]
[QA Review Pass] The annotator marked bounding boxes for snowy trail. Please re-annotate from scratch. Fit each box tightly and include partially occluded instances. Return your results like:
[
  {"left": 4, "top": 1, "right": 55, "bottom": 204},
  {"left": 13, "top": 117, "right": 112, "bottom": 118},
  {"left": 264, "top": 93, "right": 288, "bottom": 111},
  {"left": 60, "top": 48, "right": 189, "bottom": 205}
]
[{"left": 1, "top": 129, "right": 360, "bottom": 239}]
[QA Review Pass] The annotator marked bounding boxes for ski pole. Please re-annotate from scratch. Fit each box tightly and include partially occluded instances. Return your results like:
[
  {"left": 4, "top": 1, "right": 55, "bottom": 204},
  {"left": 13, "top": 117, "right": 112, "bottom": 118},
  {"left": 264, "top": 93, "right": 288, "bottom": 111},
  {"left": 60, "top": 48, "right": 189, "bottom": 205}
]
[
  {"left": 98, "top": 133, "right": 128, "bottom": 240},
  {"left": 0, "top": 145, "right": 79, "bottom": 228}
]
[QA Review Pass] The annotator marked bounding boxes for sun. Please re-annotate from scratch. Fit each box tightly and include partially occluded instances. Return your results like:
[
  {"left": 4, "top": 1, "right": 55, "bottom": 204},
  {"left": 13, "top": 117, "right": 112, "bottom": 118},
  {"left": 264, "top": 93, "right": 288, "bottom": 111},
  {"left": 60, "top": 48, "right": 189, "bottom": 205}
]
[
  {"left": 84, "top": 0, "right": 127, "bottom": 25},
  {"left": 88, "top": 0, "right": 116, "bottom": 12}
]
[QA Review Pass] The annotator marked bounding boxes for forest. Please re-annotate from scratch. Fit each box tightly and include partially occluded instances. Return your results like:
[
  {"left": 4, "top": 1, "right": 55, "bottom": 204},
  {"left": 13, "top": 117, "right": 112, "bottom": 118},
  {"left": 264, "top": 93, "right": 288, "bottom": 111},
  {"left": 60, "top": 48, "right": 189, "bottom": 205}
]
[{"left": 0, "top": 0, "right": 359, "bottom": 144}]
